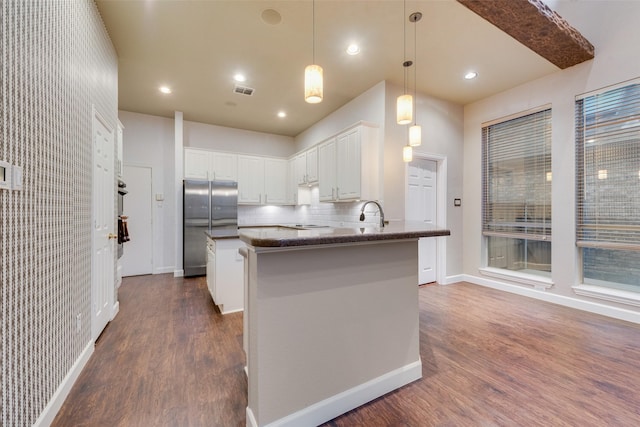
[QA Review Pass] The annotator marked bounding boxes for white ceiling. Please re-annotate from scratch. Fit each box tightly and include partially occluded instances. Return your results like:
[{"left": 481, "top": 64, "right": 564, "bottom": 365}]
[{"left": 96, "top": 0, "right": 580, "bottom": 137}]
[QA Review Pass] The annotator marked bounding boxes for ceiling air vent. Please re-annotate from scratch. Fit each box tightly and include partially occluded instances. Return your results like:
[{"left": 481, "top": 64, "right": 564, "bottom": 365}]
[{"left": 233, "top": 85, "right": 254, "bottom": 96}]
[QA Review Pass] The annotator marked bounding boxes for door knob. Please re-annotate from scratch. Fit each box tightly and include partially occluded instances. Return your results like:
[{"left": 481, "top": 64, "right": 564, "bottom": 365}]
[{"left": 108, "top": 233, "right": 118, "bottom": 240}]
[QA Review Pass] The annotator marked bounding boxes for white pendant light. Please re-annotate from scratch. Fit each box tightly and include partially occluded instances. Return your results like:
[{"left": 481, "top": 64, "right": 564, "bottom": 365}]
[
  {"left": 409, "top": 124, "right": 422, "bottom": 146},
  {"left": 397, "top": 92, "right": 413, "bottom": 125},
  {"left": 305, "top": 0, "right": 323, "bottom": 104},
  {"left": 305, "top": 64, "right": 323, "bottom": 103},
  {"left": 409, "top": 11, "right": 422, "bottom": 147},
  {"left": 403, "top": 145, "right": 413, "bottom": 163}
]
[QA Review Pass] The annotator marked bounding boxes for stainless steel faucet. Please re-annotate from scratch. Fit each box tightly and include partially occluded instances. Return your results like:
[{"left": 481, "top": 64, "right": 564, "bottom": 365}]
[{"left": 360, "top": 201, "right": 385, "bottom": 228}]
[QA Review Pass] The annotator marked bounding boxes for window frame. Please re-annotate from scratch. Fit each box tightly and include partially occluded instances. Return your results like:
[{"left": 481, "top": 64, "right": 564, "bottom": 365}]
[
  {"left": 480, "top": 105, "right": 553, "bottom": 284},
  {"left": 574, "top": 79, "right": 640, "bottom": 301}
]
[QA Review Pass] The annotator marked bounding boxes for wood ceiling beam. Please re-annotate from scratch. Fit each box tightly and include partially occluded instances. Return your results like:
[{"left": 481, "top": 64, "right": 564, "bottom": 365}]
[{"left": 456, "top": 0, "right": 594, "bottom": 69}]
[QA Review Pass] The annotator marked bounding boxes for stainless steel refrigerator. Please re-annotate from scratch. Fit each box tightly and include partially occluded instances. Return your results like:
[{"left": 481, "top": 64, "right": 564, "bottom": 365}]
[{"left": 183, "top": 179, "right": 238, "bottom": 277}]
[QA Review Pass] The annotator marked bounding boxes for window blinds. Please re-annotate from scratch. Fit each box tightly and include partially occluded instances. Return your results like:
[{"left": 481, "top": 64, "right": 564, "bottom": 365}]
[
  {"left": 482, "top": 109, "right": 552, "bottom": 241},
  {"left": 576, "top": 83, "right": 640, "bottom": 249}
]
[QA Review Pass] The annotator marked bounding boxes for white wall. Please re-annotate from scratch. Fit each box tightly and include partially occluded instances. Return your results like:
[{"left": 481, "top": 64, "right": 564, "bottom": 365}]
[
  {"left": 462, "top": 1, "right": 640, "bottom": 315},
  {"left": 185, "top": 121, "right": 295, "bottom": 157},
  {"left": 295, "top": 81, "right": 387, "bottom": 152},
  {"left": 3, "top": 2, "right": 118, "bottom": 424}
]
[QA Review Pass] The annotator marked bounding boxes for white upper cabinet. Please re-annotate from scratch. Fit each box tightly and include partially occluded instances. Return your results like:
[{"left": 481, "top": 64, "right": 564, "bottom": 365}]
[
  {"left": 318, "top": 123, "right": 380, "bottom": 202},
  {"left": 306, "top": 146, "right": 318, "bottom": 183},
  {"left": 293, "top": 147, "right": 319, "bottom": 186},
  {"left": 211, "top": 152, "right": 238, "bottom": 181},
  {"left": 238, "top": 155, "right": 264, "bottom": 204},
  {"left": 294, "top": 152, "right": 307, "bottom": 185},
  {"left": 264, "top": 158, "right": 287, "bottom": 205},
  {"left": 318, "top": 137, "right": 337, "bottom": 201},
  {"left": 184, "top": 148, "right": 211, "bottom": 179},
  {"left": 184, "top": 148, "right": 238, "bottom": 181},
  {"left": 238, "top": 155, "right": 288, "bottom": 205}
]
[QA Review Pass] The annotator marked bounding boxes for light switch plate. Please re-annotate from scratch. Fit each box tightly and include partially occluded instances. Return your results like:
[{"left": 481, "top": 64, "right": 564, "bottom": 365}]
[
  {"left": 12, "top": 165, "right": 23, "bottom": 191},
  {"left": 0, "top": 161, "right": 11, "bottom": 191}
]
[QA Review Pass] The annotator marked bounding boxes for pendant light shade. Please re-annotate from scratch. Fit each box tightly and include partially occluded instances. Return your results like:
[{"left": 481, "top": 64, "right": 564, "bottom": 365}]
[
  {"left": 397, "top": 94, "right": 413, "bottom": 125},
  {"left": 305, "top": 64, "right": 323, "bottom": 104},
  {"left": 409, "top": 124, "right": 422, "bottom": 146},
  {"left": 403, "top": 145, "right": 413, "bottom": 163},
  {"left": 305, "top": 0, "right": 323, "bottom": 104}
]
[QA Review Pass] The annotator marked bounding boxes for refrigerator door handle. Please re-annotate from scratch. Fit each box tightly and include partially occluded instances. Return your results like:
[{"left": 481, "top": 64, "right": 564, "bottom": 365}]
[{"left": 208, "top": 180, "right": 212, "bottom": 230}]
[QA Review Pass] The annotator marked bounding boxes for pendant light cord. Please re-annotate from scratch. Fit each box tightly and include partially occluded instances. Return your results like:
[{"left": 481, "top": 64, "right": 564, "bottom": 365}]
[
  {"left": 312, "top": 0, "right": 315, "bottom": 64},
  {"left": 413, "top": 12, "right": 417, "bottom": 126},
  {"left": 403, "top": 0, "right": 407, "bottom": 95}
]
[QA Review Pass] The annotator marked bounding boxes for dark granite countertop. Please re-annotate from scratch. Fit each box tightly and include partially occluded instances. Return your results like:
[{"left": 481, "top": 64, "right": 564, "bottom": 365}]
[
  {"left": 205, "top": 229, "right": 240, "bottom": 240},
  {"left": 238, "top": 222, "right": 450, "bottom": 248}
]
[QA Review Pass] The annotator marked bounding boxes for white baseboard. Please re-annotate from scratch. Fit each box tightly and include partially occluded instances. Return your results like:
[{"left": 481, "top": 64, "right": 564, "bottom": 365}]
[
  {"left": 153, "top": 266, "right": 175, "bottom": 275},
  {"left": 462, "top": 274, "right": 640, "bottom": 325},
  {"left": 442, "top": 274, "right": 464, "bottom": 285},
  {"left": 111, "top": 300, "right": 120, "bottom": 320},
  {"left": 247, "top": 360, "right": 422, "bottom": 427},
  {"left": 34, "top": 342, "right": 94, "bottom": 427},
  {"left": 173, "top": 269, "right": 184, "bottom": 277}
]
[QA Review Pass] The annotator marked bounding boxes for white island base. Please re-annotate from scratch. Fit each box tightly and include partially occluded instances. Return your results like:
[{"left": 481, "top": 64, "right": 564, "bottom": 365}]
[{"left": 243, "top": 239, "right": 423, "bottom": 427}]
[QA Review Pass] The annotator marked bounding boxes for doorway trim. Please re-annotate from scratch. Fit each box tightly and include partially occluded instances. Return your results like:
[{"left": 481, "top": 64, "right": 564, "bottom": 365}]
[
  {"left": 91, "top": 105, "right": 116, "bottom": 342},
  {"left": 122, "top": 162, "right": 155, "bottom": 276},
  {"left": 405, "top": 152, "right": 447, "bottom": 284}
]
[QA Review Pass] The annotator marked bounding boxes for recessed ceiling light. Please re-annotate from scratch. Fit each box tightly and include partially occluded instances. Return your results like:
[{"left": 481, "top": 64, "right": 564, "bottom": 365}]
[
  {"left": 277, "top": 111, "right": 287, "bottom": 118},
  {"left": 346, "top": 44, "right": 360, "bottom": 55},
  {"left": 234, "top": 73, "right": 246, "bottom": 83},
  {"left": 261, "top": 9, "right": 282, "bottom": 25},
  {"left": 159, "top": 86, "right": 172, "bottom": 94},
  {"left": 464, "top": 71, "right": 478, "bottom": 80}
]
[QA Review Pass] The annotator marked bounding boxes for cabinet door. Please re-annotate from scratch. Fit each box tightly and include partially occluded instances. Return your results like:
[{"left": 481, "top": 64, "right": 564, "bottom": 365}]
[
  {"left": 206, "top": 245, "right": 216, "bottom": 298},
  {"left": 306, "top": 146, "right": 318, "bottom": 183},
  {"left": 336, "top": 128, "right": 361, "bottom": 200},
  {"left": 287, "top": 158, "right": 297, "bottom": 205},
  {"left": 238, "top": 155, "right": 264, "bottom": 204},
  {"left": 184, "top": 148, "right": 211, "bottom": 179},
  {"left": 264, "top": 158, "right": 287, "bottom": 204},
  {"left": 294, "top": 152, "right": 307, "bottom": 185},
  {"left": 318, "top": 138, "right": 336, "bottom": 201},
  {"left": 211, "top": 152, "right": 238, "bottom": 181}
]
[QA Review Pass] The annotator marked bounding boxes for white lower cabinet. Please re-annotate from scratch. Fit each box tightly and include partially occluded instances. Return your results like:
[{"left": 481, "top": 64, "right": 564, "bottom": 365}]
[{"left": 206, "top": 237, "right": 245, "bottom": 314}]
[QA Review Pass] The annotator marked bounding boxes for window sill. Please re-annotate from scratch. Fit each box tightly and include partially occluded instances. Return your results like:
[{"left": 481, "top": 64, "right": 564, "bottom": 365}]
[
  {"left": 479, "top": 267, "right": 554, "bottom": 290},
  {"left": 573, "top": 284, "right": 640, "bottom": 308}
]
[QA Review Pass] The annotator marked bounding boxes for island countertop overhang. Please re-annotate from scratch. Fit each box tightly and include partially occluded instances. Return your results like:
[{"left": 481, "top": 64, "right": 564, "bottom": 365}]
[{"left": 238, "top": 221, "right": 450, "bottom": 248}]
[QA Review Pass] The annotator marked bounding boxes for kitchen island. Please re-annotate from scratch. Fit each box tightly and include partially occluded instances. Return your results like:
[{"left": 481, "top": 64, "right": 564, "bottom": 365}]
[{"left": 239, "top": 222, "right": 450, "bottom": 427}]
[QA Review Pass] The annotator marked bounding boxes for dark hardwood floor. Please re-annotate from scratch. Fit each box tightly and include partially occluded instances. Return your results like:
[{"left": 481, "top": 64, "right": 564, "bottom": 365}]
[{"left": 53, "top": 275, "right": 640, "bottom": 426}]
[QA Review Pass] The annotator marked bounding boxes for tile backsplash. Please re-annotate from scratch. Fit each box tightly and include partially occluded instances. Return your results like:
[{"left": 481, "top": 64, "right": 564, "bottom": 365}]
[{"left": 238, "top": 187, "right": 382, "bottom": 228}]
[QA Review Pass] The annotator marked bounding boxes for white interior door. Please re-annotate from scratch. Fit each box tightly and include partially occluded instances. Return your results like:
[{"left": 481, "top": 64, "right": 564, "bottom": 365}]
[
  {"left": 92, "top": 111, "right": 115, "bottom": 341},
  {"left": 122, "top": 165, "right": 153, "bottom": 276},
  {"left": 407, "top": 158, "right": 437, "bottom": 284}
]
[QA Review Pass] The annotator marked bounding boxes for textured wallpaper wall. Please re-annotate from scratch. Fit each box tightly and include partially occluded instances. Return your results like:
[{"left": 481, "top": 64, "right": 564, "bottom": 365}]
[{"left": 1, "top": 1, "right": 117, "bottom": 424}]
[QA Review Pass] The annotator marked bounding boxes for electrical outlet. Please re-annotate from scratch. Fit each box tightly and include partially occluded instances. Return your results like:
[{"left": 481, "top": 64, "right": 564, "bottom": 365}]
[{"left": 76, "top": 313, "right": 82, "bottom": 334}]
